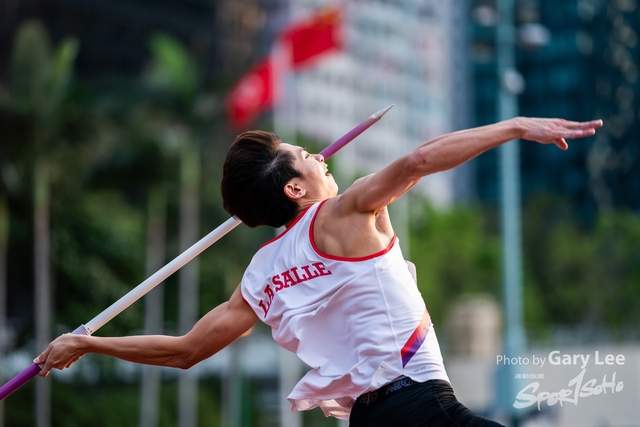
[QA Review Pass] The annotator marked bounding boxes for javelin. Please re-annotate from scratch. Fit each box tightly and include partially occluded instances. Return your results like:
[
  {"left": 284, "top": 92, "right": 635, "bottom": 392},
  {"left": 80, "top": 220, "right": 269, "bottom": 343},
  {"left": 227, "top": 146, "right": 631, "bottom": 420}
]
[{"left": 0, "top": 104, "right": 394, "bottom": 401}]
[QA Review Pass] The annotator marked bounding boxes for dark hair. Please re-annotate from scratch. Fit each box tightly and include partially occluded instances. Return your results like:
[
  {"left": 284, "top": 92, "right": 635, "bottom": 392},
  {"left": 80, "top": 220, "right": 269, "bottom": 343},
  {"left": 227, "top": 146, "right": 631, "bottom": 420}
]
[{"left": 221, "top": 130, "right": 301, "bottom": 228}]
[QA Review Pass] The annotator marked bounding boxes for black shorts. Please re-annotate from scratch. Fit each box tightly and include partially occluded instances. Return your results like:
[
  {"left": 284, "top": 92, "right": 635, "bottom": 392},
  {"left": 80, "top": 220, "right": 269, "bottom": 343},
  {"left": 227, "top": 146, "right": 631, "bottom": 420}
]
[{"left": 349, "top": 378, "right": 505, "bottom": 427}]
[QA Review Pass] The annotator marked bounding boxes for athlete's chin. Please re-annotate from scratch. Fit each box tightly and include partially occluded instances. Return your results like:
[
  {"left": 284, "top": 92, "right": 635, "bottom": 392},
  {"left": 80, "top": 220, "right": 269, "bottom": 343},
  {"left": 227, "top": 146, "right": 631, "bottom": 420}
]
[{"left": 328, "top": 177, "right": 339, "bottom": 194}]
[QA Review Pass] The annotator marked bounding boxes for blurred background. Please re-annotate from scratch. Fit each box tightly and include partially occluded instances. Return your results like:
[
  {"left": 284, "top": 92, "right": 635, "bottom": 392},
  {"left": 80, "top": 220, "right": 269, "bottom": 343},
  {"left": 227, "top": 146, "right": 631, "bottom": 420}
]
[{"left": 0, "top": 0, "right": 639, "bottom": 426}]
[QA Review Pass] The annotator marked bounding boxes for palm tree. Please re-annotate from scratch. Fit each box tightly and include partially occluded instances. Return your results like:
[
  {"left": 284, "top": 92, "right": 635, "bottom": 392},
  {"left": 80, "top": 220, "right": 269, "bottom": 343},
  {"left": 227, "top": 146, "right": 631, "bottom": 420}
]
[
  {"left": 4, "top": 21, "right": 78, "bottom": 427},
  {"left": 143, "top": 33, "right": 203, "bottom": 427},
  {"left": 139, "top": 185, "right": 167, "bottom": 427}
]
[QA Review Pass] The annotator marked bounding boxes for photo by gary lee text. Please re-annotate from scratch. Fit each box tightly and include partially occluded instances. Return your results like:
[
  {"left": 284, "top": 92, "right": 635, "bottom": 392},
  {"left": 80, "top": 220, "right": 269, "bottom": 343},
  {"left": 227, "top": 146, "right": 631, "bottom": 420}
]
[{"left": 496, "top": 350, "right": 625, "bottom": 370}]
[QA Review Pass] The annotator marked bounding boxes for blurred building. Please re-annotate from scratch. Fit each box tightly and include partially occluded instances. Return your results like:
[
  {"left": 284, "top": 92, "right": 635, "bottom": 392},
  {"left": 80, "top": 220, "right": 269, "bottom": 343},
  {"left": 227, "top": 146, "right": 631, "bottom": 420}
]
[
  {"left": 1, "top": 0, "right": 478, "bottom": 208},
  {"left": 446, "top": 294, "right": 501, "bottom": 359},
  {"left": 470, "top": 0, "right": 640, "bottom": 219},
  {"left": 0, "top": 0, "right": 287, "bottom": 81},
  {"left": 285, "top": 0, "right": 473, "bottom": 207}
]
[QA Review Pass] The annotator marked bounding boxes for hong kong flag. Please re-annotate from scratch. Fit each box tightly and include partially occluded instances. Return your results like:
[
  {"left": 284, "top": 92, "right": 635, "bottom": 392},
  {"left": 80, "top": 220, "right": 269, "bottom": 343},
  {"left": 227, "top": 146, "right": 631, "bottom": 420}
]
[
  {"left": 225, "top": 57, "right": 274, "bottom": 130},
  {"left": 226, "top": 6, "right": 343, "bottom": 130},
  {"left": 282, "top": 6, "right": 343, "bottom": 70}
]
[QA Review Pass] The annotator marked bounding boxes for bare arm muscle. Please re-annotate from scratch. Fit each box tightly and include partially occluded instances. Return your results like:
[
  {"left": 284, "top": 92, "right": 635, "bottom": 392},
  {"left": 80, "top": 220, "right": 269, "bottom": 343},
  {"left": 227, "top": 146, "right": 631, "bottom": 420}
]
[
  {"left": 36, "top": 285, "right": 258, "bottom": 376},
  {"left": 339, "top": 118, "right": 600, "bottom": 214}
]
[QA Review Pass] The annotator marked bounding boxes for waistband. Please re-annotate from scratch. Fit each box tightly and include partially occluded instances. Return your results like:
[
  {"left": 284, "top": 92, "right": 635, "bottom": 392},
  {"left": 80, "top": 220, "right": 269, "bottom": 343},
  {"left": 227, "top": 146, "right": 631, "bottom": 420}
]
[{"left": 355, "top": 376, "right": 420, "bottom": 407}]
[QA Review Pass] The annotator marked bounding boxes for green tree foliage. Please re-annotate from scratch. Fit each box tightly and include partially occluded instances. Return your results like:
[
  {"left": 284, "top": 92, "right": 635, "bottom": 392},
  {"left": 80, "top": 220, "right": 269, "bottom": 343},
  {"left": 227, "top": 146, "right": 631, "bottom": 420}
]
[
  {"left": 409, "top": 201, "right": 502, "bottom": 326},
  {"left": 523, "top": 195, "right": 640, "bottom": 339},
  {"left": 1, "top": 20, "right": 80, "bottom": 165},
  {"left": 146, "top": 33, "right": 199, "bottom": 105},
  {"left": 409, "top": 196, "right": 640, "bottom": 343},
  {"left": 0, "top": 20, "right": 97, "bottom": 345},
  {"left": 8, "top": 21, "right": 78, "bottom": 124},
  {"left": 52, "top": 191, "right": 145, "bottom": 336}
]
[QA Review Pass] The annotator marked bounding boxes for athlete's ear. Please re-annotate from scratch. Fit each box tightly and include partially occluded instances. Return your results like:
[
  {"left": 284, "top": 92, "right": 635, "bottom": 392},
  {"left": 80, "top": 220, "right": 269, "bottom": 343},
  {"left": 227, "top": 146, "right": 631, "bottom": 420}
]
[{"left": 284, "top": 179, "right": 306, "bottom": 200}]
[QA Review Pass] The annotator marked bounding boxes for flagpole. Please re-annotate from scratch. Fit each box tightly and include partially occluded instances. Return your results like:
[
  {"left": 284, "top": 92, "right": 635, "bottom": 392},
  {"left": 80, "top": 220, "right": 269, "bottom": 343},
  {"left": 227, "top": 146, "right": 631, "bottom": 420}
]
[{"left": 0, "top": 104, "right": 393, "bottom": 402}]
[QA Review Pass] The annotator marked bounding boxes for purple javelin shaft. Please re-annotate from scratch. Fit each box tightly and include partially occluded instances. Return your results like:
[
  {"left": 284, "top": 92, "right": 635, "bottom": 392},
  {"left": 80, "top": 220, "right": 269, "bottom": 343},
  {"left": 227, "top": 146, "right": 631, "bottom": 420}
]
[
  {"left": 0, "top": 324, "right": 90, "bottom": 401},
  {"left": 319, "top": 104, "right": 393, "bottom": 158},
  {"left": 0, "top": 104, "right": 393, "bottom": 402},
  {"left": 0, "top": 364, "right": 40, "bottom": 400}
]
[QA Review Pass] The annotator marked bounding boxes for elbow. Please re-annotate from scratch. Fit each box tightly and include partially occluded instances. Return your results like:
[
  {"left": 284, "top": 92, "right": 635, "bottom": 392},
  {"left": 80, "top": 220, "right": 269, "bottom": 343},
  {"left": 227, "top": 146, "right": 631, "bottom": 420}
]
[
  {"left": 408, "top": 146, "right": 456, "bottom": 175},
  {"left": 175, "top": 338, "right": 217, "bottom": 370},
  {"left": 163, "top": 349, "right": 194, "bottom": 370},
  {"left": 177, "top": 358, "right": 196, "bottom": 370},
  {"left": 406, "top": 150, "right": 432, "bottom": 177},
  {"left": 175, "top": 351, "right": 202, "bottom": 370},
  {"left": 171, "top": 337, "right": 205, "bottom": 370}
]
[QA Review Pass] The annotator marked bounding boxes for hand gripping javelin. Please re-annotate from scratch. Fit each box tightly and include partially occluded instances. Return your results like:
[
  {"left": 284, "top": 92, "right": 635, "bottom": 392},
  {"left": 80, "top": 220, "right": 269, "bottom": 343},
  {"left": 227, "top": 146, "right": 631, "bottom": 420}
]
[{"left": 0, "top": 104, "right": 394, "bottom": 401}]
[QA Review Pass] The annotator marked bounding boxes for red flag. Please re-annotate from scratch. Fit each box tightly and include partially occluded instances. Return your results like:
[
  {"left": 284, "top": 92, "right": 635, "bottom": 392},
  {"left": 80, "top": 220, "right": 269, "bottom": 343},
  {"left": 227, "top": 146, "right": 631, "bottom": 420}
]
[
  {"left": 225, "top": 6, "right": 343, "bottom": 129},
  {"left": 225, "top": 57, "right": 274, "bottom": 130},
  {"left": 281, "top": 7, "right": 343, "bottom": 70}
]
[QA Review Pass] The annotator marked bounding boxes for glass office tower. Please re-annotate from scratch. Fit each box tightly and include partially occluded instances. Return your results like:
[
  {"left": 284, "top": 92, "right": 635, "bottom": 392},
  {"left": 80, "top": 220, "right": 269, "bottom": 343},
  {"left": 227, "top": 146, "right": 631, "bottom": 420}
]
[{"left": 471, "top": 0, "right": 640, "bottom": 218}]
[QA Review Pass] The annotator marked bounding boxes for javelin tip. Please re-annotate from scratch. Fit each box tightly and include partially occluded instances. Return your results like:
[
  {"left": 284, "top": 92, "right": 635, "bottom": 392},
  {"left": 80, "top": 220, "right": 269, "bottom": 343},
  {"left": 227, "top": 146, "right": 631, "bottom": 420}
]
[{"left": 371, "top": 104, "right": 394, "bottom": 120}]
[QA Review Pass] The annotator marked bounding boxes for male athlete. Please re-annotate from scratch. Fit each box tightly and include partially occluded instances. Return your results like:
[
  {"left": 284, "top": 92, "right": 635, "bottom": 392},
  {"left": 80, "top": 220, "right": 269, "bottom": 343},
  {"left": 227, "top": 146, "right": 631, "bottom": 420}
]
[{"left": 36, "top": 117, "right": 602, "bottom": 426}]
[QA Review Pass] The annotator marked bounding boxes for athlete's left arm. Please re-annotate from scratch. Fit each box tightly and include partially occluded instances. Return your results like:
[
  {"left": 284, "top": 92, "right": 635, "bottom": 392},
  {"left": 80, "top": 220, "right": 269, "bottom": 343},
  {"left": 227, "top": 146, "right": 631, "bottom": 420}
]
[{"left": 338, "top": 117, "right": 601, "bottom": 214}]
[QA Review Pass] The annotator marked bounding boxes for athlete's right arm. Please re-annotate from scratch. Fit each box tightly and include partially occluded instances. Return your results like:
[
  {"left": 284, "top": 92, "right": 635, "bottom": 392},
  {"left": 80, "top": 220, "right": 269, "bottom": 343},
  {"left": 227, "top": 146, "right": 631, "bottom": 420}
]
[{"left": 35, "top": 285, "right": 258, "bottom": 376}]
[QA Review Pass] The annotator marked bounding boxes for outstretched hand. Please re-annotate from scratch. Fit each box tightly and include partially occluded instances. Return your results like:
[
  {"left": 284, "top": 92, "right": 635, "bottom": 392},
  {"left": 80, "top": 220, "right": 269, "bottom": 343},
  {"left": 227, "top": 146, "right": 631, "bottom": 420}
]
[{"left": 516, "top": 117, "right": 603, "bottom": 150}]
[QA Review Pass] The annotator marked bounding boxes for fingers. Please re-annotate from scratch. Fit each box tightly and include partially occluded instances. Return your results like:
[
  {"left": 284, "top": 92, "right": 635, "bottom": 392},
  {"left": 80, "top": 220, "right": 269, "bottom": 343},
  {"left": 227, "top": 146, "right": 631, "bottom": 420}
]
[
  {"left": 65, "top": 358, "right": 79, "bottom": 369},
  {"left": 563, "top": 127, "right": 596, "bottom": 139},
  {"left": 34, "top": 349, "right": 51, "bottom": 377},
  {"left": 587, "top": 119, "right": 603, "bottom": 128},
  {"left": 554, "top": 138, "right": 568, "bottom": 150},
  {"left": 554, "top": 119, "right": 601, "bottom": 142},
  {"left": 36, "top": 353, "right": 77, "bottom": 377},
  {"left": 560, "top": 119, "right": 603, "bottom": 130},
  {"left": 33, "top": 351, "right": 46, "bottom": 366},
  {"left": 522, "top": 118, "right": 602, "bottom": 143},
  {"left": 33, "top": 335, "right": 83, "bottom": 377},
  {"left": 573, "top": 119, "right": 603, "bottom": 129}
]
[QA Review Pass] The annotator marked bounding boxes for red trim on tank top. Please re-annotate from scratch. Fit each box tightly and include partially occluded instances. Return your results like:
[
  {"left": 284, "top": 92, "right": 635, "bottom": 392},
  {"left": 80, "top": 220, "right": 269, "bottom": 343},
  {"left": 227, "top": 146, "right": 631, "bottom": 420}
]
[
  {"left": 241, "top": 294, "right": 251, "bottom": 307},
  {"left": 309, "top": 199, "right": 396, "bottom": 261},
  {"left": 259, "top": 205, "right": 313, "bottom": 248}
]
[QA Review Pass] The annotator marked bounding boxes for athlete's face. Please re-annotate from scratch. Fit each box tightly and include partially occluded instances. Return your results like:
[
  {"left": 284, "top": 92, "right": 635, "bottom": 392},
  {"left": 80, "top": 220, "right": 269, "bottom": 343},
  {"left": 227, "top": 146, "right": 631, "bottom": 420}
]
[{"left": 280, "top": 143, "right": 339, "bottom": 200}]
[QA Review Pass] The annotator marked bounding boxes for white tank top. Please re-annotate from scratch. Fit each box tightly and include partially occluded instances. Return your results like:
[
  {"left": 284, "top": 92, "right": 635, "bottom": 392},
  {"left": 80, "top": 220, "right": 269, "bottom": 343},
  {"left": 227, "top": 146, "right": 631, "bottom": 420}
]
[{"left": 240, "top": 200, "right": 449, "bottom": 419}]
